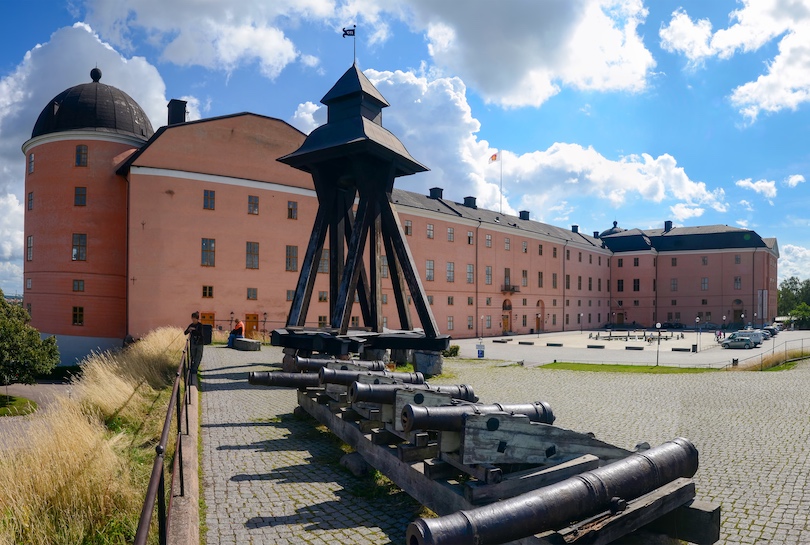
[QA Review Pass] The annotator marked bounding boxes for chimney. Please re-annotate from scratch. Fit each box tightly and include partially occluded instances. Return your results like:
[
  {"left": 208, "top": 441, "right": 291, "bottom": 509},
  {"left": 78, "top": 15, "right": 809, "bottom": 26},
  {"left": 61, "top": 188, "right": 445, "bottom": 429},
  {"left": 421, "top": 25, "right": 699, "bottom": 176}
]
[
  {"left": 463, "top": 196, "right": 477, "bottom": 209},
  {"left": 167, "top": 99, "right": 187, "bottom": 125},
  {"left": 594, "top": 231, "right": 600, "bottom": 238},
  {"left": 664, "top": 220, "right": 673, "bottom": 233},
  {"left": 519, "top": 210, "right": 530, "bottom": 220},
  {"left": 571, "top": 225, "right": 579, "bottom": 233},
  {"left": 428, "top": 187, "right": 443, "bottom": 199}
]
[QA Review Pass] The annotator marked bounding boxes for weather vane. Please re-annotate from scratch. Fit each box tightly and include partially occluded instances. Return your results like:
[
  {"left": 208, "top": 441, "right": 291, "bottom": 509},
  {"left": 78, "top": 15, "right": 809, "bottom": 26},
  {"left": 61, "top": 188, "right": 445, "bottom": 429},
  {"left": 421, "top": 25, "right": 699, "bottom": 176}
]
[{"left": 342, "top": 25, "right": 356, "bottom": 62}]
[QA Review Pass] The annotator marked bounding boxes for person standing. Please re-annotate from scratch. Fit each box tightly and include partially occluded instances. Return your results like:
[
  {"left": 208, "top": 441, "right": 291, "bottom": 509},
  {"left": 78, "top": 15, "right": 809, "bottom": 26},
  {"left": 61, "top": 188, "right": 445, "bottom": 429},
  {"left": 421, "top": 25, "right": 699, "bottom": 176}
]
[
  {"left": 184, "top": 311, "right": 204, "bottom": 373},
  {"left": 228, "top": 317, "right": 245, "bottom": 348}
]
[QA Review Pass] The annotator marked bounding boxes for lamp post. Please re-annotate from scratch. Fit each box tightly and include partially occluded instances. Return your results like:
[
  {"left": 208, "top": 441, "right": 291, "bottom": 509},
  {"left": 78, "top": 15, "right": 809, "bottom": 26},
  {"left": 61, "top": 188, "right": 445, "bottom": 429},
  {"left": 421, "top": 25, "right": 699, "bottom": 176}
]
[
  {"left": 754, "top": 312, "right": 757, "bottom": 329},
  {"left": 722, "top": 315, "right": 726, "bottom": 340},
  {"left": 536, "top": 314, "right": 541, "bottom": 338},
  {"left": 480, "top": 315, "right": 484, "bottom": 341},
  {"left": 695, "top": 316, "right": 700, "bottom": 352},
  {"left": 656, "top": 322, "right": 662, "bottom": 367},
  {"left": 740, "top": 313, "right": 744, "bottom": 330},
  {"left": 579, "top": 313, "right": 583, "bottom": 334},
  {"left": 262, "top": 312, "right": 268, "bottom": 343},
  {"left": 230, "top": 311, "right": 234, "bottom": 330}
]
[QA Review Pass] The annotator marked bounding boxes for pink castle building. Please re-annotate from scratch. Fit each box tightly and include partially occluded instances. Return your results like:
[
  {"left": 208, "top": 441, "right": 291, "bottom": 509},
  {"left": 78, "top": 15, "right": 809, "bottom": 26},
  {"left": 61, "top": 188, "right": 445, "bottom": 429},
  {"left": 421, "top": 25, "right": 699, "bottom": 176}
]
[{"left": 22, "top": 68, "right": 779, "bottom": 363}]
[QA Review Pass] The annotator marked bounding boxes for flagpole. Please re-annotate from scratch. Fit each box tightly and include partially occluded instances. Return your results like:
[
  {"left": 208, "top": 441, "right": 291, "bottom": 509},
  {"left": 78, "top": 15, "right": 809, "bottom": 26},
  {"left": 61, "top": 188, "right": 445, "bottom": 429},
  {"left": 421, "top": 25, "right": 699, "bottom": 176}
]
[{"left": 499, "top": 150, "right": 503, "bottom": 214}]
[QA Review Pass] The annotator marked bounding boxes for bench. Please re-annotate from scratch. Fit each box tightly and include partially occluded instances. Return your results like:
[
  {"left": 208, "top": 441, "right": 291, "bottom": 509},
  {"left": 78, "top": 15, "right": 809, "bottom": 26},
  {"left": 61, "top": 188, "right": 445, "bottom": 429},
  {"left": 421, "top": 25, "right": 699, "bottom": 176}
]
[
  {"left": 546, "top": 342, "right": 563, "bottom": 347},
  {"left": 587, "top": 345, "right": 605, "bottom": 349},
  {"left": 234, "top": 338, "right": 261, "bottom": 351},
  {"left": 671, "top": 347, "right": 691, "bottom": 352},
  {"left": 625, "top": 346, "right": 644, "bottom": 351},
  {"left": 518, "top": 341, "right": 534, "bottom": 346},
  {"left": 492, "top": 340, "right": 508, "bottom": 344}
]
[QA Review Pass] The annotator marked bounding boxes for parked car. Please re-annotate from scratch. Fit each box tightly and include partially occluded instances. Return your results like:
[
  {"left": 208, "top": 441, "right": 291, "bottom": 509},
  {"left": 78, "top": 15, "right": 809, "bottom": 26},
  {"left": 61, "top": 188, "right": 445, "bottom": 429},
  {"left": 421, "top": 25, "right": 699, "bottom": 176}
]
[
  {"left": 763, "top": 326, "right": 778, "bottom": 337},
  {"left": 728, "top": 330, "right": 763, "bottom": 346},
  {"left": 722, "top": 335, "right": 754, "bottom": 349}
]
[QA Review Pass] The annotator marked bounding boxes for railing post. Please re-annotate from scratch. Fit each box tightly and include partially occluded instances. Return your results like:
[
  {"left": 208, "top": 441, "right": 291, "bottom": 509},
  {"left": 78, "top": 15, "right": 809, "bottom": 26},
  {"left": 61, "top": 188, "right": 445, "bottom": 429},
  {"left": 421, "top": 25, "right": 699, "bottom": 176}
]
[
  {"left": 177, "top": 432, "right": 185, "bottom": 497},
  {"left": 157, "top": 449, "right": 167, "bottom": 545}
]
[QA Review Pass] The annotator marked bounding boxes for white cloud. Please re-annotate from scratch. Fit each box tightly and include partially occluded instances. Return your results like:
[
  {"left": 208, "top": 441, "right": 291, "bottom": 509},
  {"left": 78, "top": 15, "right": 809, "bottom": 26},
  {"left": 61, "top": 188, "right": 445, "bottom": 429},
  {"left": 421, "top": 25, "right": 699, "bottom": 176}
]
[
  {"left": 291, "top": 101, "right": 324, "bottom": 134},
  {"left": 779, "top": 244, "right": 810, "bottom": 282},
  {"left": 670, "top": 203, "right": 704, "bottom": 221},
  {"left": 660, "top": 1, "right": 810, "bottom": 121},
  {"left": 736, "top": 178, "right": 777, "bottom": 199},
  {"left": 784, "top": 174, "right": 805, "bottom": 187},
  {"left": 736, "top": 219, "right": 749, "bottom": 228},
  {"left": 739, "top": 199, "right": 755, "bottom": 211}
]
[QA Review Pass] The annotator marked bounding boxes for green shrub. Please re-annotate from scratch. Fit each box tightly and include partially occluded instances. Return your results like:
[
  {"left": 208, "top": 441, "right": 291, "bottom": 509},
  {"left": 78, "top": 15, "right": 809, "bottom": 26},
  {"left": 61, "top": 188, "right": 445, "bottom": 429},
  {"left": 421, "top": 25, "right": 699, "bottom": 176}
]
[{"left": 442, "top": 345, "right": 460, "bottom": 357}]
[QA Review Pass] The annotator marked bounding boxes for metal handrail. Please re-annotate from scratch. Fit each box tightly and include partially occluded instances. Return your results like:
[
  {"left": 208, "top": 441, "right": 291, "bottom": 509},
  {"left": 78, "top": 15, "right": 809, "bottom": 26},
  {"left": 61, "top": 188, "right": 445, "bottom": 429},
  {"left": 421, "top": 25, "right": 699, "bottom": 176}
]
[{"left": 134, "top": 338, "right": 192, "bottom": 545}]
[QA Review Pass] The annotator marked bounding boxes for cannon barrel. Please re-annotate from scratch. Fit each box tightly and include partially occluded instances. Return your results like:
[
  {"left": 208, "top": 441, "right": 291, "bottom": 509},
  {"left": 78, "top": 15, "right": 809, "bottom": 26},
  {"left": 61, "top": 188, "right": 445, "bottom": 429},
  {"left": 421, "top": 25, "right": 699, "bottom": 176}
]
[
  {"left": 295, "top": 356, "right": 386, "bottom": 372},
  {"left": 401, "top": 401, "right": 555, "bottom": 433},
  {"left": 318, "top": 367, "right": 425, "bottom": 387},
  {"left": 406, "top": 437, "right": 699, "bottom": 545},
  {"left": 348, "top": 382, "right": 478, "bottom": 405},
  {"left": 248, "top": 371, "right": 320, "bottom": 389}
]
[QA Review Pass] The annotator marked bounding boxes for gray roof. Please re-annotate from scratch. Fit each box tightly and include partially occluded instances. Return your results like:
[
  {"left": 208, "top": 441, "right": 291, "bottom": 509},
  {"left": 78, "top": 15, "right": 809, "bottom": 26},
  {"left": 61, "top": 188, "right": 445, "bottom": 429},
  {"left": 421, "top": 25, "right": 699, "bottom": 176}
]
[
  {"left": 31, "top": 68, "right": 154, "bottom": 140},
  {"left": 601, "top": 223, "right": 770, "bottom": 253}
]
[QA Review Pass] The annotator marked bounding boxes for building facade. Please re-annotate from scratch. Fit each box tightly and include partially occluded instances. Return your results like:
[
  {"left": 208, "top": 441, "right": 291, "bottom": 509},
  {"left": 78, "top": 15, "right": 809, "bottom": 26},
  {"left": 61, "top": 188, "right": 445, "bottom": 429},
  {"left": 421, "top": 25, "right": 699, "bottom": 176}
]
[{"left": 22, "top": 69, "right": 779, "bottom": 363}]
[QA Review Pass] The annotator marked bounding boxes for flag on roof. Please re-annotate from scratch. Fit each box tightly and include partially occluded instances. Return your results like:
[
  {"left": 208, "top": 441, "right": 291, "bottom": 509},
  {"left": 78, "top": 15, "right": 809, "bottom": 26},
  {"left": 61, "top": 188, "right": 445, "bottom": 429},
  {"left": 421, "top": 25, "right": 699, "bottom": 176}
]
[
  {"left": 343, "top": 26, "right": 355, "bottom": 37},
  {"left": 489, "top": 153, "right": 499, "bottom": 163}
]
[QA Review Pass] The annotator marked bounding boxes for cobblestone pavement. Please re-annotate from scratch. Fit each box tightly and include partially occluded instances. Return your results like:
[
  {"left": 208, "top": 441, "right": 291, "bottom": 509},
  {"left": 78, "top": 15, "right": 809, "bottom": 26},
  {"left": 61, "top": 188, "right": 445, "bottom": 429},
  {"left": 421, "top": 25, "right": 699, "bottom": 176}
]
[{"left": 200, "top": 338, "right": 810, "bottom": 545}]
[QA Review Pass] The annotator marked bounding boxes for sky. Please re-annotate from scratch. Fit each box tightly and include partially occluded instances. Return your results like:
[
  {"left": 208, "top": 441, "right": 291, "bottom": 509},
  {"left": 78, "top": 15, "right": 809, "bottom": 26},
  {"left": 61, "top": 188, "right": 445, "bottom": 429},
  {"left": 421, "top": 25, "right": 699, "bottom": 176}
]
[{"left": 1, "top": 0, "right": 809, "bottom": 295}]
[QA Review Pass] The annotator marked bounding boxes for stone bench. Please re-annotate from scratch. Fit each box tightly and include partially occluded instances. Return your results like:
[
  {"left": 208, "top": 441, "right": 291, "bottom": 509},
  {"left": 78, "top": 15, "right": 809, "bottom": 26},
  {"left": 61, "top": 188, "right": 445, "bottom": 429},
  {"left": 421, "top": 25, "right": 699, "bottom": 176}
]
[
  {"left": 625, "top": 346, "right": 644, "bottom": 351},
  {"left": 234, "top": 338, "right": 261, "bottom": 351},
  {"left": 492, "top": 340, "right": 509, "bottom": 344},
  {"left": 546, "top": 342, "right": 563, "bottom": 347},
  {"left": 587, "top": 345, "right": 605, "bottom": 349},
  {"left": 518, "top": 341, "right": 534, "bottom": 346},
  {"left": 671, "top": 347, "right": 691, "bottom": 352}
]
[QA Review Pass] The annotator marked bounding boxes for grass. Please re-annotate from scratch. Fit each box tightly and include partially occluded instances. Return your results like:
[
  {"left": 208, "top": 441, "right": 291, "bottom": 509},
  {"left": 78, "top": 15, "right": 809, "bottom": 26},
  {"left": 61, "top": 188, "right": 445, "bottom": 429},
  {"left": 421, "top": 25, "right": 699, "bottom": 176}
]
[
  {"left": 0, "top": 394, "right": 37, "bottom": 416},
  {"left": 538, "top": 362, "right": 719, "bottom": 374},
  {"left": 0, "top": 326, "right": 185, "bottom": 545}
]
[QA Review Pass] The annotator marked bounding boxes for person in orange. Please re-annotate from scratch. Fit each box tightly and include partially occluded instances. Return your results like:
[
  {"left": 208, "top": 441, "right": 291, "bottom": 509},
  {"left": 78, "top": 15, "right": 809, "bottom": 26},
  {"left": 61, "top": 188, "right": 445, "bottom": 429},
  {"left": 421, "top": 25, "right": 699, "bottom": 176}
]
[{"left": 227, "top": 317, "right": 245, "bottom": 348}]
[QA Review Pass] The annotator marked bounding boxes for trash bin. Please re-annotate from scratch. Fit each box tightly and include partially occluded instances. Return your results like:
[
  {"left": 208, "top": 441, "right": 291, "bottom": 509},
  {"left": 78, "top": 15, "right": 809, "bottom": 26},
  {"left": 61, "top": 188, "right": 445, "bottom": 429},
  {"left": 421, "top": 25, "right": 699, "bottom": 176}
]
[
  {"left": 691, "top": 344, "right": 697, "bottom": 353},
  {"left": 732, "top": 359, "right": 738, "bottom": 366},
  {"left": 476, "top": 344, "right": 485, "bottom": 359},
  {"left": 202, "top": 324, "right": 213, "bottom": 345}
]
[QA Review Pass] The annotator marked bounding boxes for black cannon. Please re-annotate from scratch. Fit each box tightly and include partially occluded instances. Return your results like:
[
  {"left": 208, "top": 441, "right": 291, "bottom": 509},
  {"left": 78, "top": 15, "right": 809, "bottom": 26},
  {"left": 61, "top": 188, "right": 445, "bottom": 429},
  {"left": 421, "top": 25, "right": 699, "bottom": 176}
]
[
  {"left": 406, "top": 437, "right": 699, "bottom": 545},
  {"left": 248, "top": 371, "right": 320, "bottom": 389},
  {"left": 348, "top": 382, "right": 478, "bottom": 405},
  {"left": 295, "top": 356, "right": 386, "bottom": 372},
  {"left": 318, "top": 367, "right": 425, "bottom": 387},
  {"left": 401, "top": 401, "right": 555, "bottom": 433}
]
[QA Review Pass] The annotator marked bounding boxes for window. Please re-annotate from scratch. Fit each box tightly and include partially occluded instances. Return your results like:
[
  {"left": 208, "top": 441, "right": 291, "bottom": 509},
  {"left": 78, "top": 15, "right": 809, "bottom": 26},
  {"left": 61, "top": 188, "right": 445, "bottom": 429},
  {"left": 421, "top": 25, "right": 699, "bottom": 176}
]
[
  {"left": 427, "top": 295, "right": 434, "bottom": 305},
  {"left": 467, "top": 316, "right": 474, "bottom": 330},
  {"left": 538, "top": 244, "right": 543, "bottom": 256},
  {"left": 318, "top": 316, "right": 328, "bottom": 328},
  {"left": 633, "top": 279, "right": 640, "bottom": 292},
  {"left": 72, "top": 234, "right": 87, "bottom": 261},
  {"left": 467, "top": 231, "right": 474, "bottom": 245},
  {"left": 72, "top": 306, "right": 84, "bottom": 325},
  {"left": 467, "top": 264, "right": 474, "bottom": 284},
  {"left": 522, "top": 315, "right": 527, "bottom": 327},
  {"left": 74, "top": 187, "right": 87, "bottom": 206},
  {"left": 671, "top": 300, "right": 677, "bottom": 306},
  {"left": 565, "top": 274, "right": 571, "bottom": 289},
  {"left": 201, "top": 238, "right": 215, "bottom": 266},
  {"left": 505, "top": 268, "right": 511, "bottom": 286},
  {"left": 286, "top": 290, "right": 295, "bottom": 301},
  {"left": 578, "top": 252, "right": 582, "bottom": 262},
  {"left": 27, "top": 192, "right": 33, "bottom": 210},
  {"left": 382, "top": 316, "right": 388, "bottom": 328},
  {"left": 522, "top": 270, "right": 528, "bottom": 287},
  {"left": 734, "top": 276, "right": 742, "bottom": 290},
  {"left": 618, "top": 258, "right": 623, "bottom": 267},
  {"left": 203, "top": 190, "right": 215, "bottom": 210},
  {"left": 287, "top": 201, "right": 298, "bottom": 219},
  {"left": 485, "top": 266, "right": 492, "bottom": 285},
  {"left": 447, "top": 316, "right": 454, "bottom": 330},
  {"left": 577, "top": 276, "right": 582, "bottom": 290},
  {"left": 588, "top": 277, "right": 593, "bottom": 291},
  {"left": 553, "top": 247, "right": 557, "bottom": 258},
  {"left": 26, "top": 236, "right": 33, "bottom": 261},
  {"left": 631, "top": 257, "right": 637, "bottom": 267},
  {"left": 73, "top": 279, "right": 84, "bottom": 292},
  {"left": 446, "top": 262, "right": 455, "bottom": 282},
  {"left": 522, "top": 241, "right": 528, "bottom": 253},
  {"left": 702, "top": 299, "right": 708, "bottom": 305},
  {"left": 735, "top": 254, "right": 741, "bottom": 264},
  {"left": 26, "top": 278, "right": 31, "bottom": 290},
  {"left": 467, "top": 296, "right": 474, "bottom": 305},
  {"left": 75, "top": 145, "right": 88, "bottom": 167},
  {"left": 426, "top": 260, "right": 434, "bottom": 281},
  {"left": 566, "top": 249, "right": 570, "bottom": 260},
  {"left": 248, "top": 195, "right": 259, "bottom": 214},
  {"left": 486, "top": 297, "right": 491, "bottom": 306},
  {"left": 28, "top": 153, "right": 34, "bottom": 174},
  {"left": 671, "top": 257, "right": 677, "bottom": 266},
  {"left": 318, "top": 249, "right": 330, "bottom": 273},
  {"left": 404, "top": 220, "right": 412, "bottom": 235},
  {"left": 318, "top": 291, "right": 328, "bottom": 302},
  {"left": 485, "top": 234, "right": 492, "bottom": 247},
  {"left": 504, "top": 237, "right": 510, "bottom": 250},
  {"left": 382, "top": 294, "right": 388, "bottom": 304},
  {"left": 285, "top": 245, "right": 298, "bottom": 271},
  {"left": 633, "top": 300, "right": 639, "bottom": 306},
  {"left": 702, "top": 256, "right": 708, "bottom": 266},
  {"left": 485, "top": 315, "right": 492, "bottom": 328},
  {"left": 552, "top": 273, "right": 558, "bottom": 289},
  {"left": 246, "top": 242, "right": 259, "bottom": 269},
  {"left": 617, "top": 279, "right": 624, "bottom": 292},
  {"left": 701, "top": 277, "right": 709, "bottom": 291},
  {"left": 447, "top": 227, "right": 454, "bottom": 242},
  {"left": 351, "top": 316, "right": 360, "bottom": 328},
  {"left": 599, "top": 256, "right": 602, "bottom": 265},
  {"left": 202, "top": 285, "right": 213, "bottom": 298},
  {"left": 589, "top": 255, "right": 592, "bottom": 264},
  {"left": 247, "top": 287, "right": 258, "bottom": 300},
  {"left": 598, "top": 278, "right": 602, "bottom": 291},
  {"left": 381, "top": 255, "right": 388, "bottom": 278},
  {"left": 538, "top": 271, "right": 544, "bottom": 288},
  {"left": 670, "top": 278, "right": 678, "bottom": 291},
  {"left": 448, "top": 296, "right": 454, "bottom": 305},
  {"left": 427, "top": 224, "right": 434, "bottom": 239}
]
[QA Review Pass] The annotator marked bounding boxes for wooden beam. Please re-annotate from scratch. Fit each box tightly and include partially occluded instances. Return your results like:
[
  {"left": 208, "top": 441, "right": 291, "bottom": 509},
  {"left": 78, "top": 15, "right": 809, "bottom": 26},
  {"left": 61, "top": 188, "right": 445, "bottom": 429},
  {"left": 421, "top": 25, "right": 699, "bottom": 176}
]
[
  {"left": 286, "top": 203, "right": 328, "bottom": 327},
  {"left": 332, "top": 194, "right": 373, "bottom": 332}
]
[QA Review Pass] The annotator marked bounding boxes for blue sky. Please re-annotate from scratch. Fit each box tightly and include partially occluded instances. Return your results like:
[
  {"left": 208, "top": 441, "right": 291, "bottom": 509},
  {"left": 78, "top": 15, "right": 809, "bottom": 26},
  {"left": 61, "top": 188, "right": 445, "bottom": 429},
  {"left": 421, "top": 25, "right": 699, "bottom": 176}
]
[{"left": 1, "top": 0, "right": 809, "bottom": 295}]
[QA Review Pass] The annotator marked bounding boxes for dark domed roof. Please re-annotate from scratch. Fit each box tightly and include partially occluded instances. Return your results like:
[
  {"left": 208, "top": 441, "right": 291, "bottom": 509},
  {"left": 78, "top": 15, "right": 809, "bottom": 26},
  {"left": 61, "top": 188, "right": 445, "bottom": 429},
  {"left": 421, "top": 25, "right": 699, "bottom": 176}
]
[
  {"left": 31, "top": 68, "right": 154, "bottom": 140},
  {"left": 599, "top": 220, "right": 624, "bottom": 238}
]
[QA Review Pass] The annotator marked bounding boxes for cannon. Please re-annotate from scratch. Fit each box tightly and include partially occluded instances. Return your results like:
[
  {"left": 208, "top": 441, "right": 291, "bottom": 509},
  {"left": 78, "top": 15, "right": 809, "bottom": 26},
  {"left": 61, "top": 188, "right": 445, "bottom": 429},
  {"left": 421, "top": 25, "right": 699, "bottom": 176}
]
[
  {"left": 318, "top": 367, "right": 425, "bottom": 387},
  {"left": 295, "top": 356, "right": 386, "bottom": 372},
  {"left": 348, "top": 382, "right": 478, "bottom": 405},
  {"left": 401, "top": 401, "right": 555, "bottom": 433},
  {"left": 406, "top": 437, "right": 699, "bottom": 545},
  {"left": 248, "top": 371, "right": 320, "bottom": 389}
]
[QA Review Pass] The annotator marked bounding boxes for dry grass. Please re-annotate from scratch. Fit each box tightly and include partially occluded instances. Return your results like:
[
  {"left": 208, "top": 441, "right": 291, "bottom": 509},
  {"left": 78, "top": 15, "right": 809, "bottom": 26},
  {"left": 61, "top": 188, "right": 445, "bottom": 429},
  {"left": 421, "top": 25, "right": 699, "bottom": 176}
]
[
  {"left": 732, "top": 348, "right": 810, "bottom": 371},
  {"left": 0, "top": 327, "right": 185, "bottom": 545}
]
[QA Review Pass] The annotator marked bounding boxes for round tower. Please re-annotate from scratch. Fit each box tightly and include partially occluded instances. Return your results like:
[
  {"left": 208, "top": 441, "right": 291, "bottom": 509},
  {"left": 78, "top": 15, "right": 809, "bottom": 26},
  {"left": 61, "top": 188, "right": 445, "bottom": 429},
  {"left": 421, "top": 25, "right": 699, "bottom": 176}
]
[{"left": 22, "top": 68, "right": 154, "bottom": 363}]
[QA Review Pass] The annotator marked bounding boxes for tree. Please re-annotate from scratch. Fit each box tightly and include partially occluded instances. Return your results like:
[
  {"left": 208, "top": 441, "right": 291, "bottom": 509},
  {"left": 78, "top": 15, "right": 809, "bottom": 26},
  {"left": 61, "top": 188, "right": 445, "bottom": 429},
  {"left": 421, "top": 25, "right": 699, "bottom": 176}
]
[
  {"left": 0, "top": 289, "right": 59, "bottom": 385},
  {"left": 778, "top": 276, "right": 801, "bottom": 316},
  {"left": 790, "top": 302, "right": 810, "bottom": 330}
]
